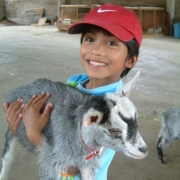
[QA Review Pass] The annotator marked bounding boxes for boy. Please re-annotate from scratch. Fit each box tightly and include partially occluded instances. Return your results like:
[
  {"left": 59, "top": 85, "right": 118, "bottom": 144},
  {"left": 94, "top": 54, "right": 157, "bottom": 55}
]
[{"left": 4, "top": 4, "right": 142, "bottom": 180}]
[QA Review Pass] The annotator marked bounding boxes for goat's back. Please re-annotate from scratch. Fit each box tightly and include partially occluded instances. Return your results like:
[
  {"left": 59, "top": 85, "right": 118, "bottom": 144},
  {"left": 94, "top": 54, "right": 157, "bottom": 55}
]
[
  {"left": 7, "top": 78, "right": 83, "bottom": 106},
  {"left": 162, "top": 108, "right": 180, "bottom": 127},
  {"left": 160, "top": 108, "right": 180, "bottom": 140}
]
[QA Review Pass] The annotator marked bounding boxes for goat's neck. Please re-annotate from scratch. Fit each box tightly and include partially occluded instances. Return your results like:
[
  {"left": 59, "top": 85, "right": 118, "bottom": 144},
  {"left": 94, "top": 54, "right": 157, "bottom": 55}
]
[{"left": 78, "top": 121, "right": 103, "bottom": 160}]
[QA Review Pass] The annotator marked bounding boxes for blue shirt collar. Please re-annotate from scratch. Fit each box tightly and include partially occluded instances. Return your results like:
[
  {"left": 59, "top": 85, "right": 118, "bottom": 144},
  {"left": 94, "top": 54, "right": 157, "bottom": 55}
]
[{"left": 77, "top": 79, "right": 123, "bottom": 96}]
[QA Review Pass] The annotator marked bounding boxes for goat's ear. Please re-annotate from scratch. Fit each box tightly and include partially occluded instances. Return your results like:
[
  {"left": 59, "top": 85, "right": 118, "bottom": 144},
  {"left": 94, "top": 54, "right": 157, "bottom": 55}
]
[
  {"left": 83, "top": 110, "right": 102, "bottom": 126},
  {"left": 117, "top": 71, "right": 140, "bottom": 97}
]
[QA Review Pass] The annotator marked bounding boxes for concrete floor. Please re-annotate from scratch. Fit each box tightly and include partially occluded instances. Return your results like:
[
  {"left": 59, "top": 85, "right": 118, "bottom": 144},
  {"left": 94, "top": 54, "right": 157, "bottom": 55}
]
[{"left": 0, "top": 25, "right": 180, "bottom": 180}]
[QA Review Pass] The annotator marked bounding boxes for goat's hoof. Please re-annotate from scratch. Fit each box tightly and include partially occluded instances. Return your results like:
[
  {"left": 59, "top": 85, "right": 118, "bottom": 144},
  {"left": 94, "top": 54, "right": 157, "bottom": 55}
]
[{"left": 159, "top": 159, "right": 165, "bottom": 164}]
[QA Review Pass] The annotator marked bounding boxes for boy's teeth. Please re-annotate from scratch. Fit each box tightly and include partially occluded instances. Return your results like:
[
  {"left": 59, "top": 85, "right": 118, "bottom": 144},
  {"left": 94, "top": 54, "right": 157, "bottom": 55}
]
[{"left": 89, "top": 61, "right": 106, "bottom": 66}]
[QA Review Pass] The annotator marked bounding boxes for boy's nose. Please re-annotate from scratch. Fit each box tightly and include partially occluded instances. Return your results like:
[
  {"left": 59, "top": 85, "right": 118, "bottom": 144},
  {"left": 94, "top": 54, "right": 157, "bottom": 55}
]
[
  {"left": 91, "top": 50, "right": 100, "bottom": 56},
  {"left": 91, "top": 45, "right": 104, "bottom": 56}
]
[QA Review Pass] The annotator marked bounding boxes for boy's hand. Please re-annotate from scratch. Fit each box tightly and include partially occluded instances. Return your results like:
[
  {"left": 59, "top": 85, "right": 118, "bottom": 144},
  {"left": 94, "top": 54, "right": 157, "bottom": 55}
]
[
  {"left": 4, "top": 99, "right": 24, "bottom": 135},
  {"left": 22, "top": 92, "right": 54, "bottom": 147}
]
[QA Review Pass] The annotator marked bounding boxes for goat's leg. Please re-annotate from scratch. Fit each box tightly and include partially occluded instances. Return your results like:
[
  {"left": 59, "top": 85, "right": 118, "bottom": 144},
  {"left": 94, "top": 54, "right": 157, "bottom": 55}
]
[
  {"left": 38, "top": 165, "right": 57, "bottom": 180},
  {"left": 38, "top": 144, "right": 59, "bottom": 180},
  {"left": 38, "top": 167, "right": 57, "bottom": 180},
  {"left": 157, "top": 136, "right": 165, "bottom": 163},
  {"left": 38, "top": 173, "right": 57, "bottom": 180},
  {"left": 0, "top": 129, "right": 17, "bottom": 180},
  {"left": 157, "top": 135, "right": 171, "bottom": 164},
  {"left": 80, "top": 167, "right": 95, "bottom": 180}
]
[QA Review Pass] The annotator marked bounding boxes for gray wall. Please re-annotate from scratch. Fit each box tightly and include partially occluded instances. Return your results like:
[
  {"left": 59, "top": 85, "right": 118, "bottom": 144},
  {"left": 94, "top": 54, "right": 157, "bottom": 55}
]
[
  {"left": 175, "top": 0, "right": 180, "bottom": 22},
  {"left": 3, "top": 0, "right": 180, "bottom": 24},
  {"left": 0, "top": 0, "right": 5, "bottom": 20},
  {"left": 66, "top": 0, "right": 166, "bottom": 6},
  {"left": 4, "top": 0, "right": 167, "bottom": 23},
  {"left": 4, "top": 0, "right": 60, "bottom": 23}
]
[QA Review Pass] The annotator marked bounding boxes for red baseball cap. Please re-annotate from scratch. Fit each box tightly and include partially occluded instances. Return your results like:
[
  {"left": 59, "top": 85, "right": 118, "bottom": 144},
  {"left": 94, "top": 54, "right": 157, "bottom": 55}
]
[{"left": 68, "top": 4, "right": 142, "bottom": 47}]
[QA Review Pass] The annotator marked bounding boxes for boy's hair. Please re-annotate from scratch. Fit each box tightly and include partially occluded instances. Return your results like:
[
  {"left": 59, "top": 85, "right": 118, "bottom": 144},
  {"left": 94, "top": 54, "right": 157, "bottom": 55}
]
[{"left": 80, "top": 25, "right": 139, "bottom": 78}]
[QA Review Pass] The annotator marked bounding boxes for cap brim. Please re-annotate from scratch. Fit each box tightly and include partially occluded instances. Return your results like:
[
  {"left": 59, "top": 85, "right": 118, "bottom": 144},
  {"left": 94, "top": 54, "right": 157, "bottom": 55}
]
[{"left": 67, "top": 20, "right": 134, "bottom": 42}]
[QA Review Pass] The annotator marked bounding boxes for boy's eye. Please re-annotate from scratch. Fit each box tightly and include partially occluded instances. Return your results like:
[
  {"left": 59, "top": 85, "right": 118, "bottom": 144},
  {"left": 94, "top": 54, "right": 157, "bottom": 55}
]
[
  {"left": 107, "top": 41, "right": 116, "bottom": 46},
  {"left": 84, "top": 37, "right": 94, "bottom": 42}
]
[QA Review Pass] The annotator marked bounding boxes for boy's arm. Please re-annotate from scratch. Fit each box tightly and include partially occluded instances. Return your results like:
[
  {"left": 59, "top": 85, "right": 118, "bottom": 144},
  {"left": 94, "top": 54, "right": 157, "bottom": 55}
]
[
  {"left": 22, "top": 92, "right": 53, "bottom": 147},
  {"left": 4, "top": 100, "right": 24, "bottom": 135},
  {"left": 24, "top": 93, "right": 80, "bottom": 175},
  {"left": 4, "top": 92, "right": 53, "bottom": 147}
]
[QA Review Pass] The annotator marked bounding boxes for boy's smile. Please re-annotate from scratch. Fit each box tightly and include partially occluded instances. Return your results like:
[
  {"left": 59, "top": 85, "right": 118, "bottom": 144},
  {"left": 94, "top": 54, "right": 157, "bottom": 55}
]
[
  {"left": 89, "top": 60, "right": 106, "bottom": 67},
  {"left": 80, "top": 31, "right": 133, "bottom": 89}
]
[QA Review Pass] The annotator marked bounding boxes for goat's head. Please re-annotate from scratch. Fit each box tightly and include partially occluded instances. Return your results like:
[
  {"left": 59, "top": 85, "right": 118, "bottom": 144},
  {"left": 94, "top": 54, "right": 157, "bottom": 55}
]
[{"left": 80, "top": 71, "right": 148, "bottom": 160}]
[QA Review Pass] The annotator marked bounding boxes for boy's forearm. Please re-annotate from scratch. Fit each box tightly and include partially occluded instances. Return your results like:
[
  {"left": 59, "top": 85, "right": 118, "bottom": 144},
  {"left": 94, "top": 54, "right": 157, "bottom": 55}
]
[{"left": 26, "top": 131, "right": 43, "bottom": 147}]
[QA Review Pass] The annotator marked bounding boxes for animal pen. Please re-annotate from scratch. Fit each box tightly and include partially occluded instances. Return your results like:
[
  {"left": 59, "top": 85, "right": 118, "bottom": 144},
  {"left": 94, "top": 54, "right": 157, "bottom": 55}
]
[{"left": 56, "top": 5, "right": 166, "bottom": 37}]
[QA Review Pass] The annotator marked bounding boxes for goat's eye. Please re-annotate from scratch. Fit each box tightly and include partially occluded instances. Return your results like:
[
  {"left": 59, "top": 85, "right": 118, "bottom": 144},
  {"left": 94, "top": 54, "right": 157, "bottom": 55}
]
[{"left": 108, "top": 128, "right": 122, "bottom": 134}]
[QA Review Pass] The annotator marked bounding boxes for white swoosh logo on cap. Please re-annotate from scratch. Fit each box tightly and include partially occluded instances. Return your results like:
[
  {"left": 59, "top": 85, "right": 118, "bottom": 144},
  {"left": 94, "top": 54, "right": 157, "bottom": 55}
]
[{"left": 97, "top": 8, "right": 117, "bottom": 13}]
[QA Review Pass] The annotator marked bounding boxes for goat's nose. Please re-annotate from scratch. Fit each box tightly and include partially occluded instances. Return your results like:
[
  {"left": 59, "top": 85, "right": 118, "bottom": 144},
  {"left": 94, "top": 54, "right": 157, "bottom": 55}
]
[{"left": 139, "top": 146, "right": 147, "bottom": 153}]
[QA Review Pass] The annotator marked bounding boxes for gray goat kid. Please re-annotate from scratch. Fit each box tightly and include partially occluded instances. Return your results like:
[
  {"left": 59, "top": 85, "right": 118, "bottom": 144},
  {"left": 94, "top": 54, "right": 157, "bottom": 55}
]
[
  {"left": 156, "top": 107, "right": 180, "bottom": 163},
  {"left": 0, "top": 71, "right": 148, "bottom": 180}
]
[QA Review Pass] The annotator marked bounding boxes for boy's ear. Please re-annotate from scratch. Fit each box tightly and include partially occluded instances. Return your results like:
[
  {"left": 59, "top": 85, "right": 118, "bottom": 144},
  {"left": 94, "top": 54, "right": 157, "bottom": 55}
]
[
  {"left": 125, "top": 56, "right": 138, "bottom": 68},
  {"left": 118, "top": 71, "right": 140, "bottom": 97},
  {"left": 83, "top": 110, "right": 102, "bottom": 126}
]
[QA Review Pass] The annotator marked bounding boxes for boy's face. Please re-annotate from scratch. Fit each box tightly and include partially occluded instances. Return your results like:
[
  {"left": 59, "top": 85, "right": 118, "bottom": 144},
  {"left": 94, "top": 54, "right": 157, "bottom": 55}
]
[{"left": 80, "top": 30, "right": 133, "bottom": 86}]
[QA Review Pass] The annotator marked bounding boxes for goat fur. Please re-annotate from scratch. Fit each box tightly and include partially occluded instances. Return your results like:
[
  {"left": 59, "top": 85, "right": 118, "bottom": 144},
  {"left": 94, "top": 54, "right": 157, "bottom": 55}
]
[{"left": 0, "top": 72, "right": 148, "bottom": 180}]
